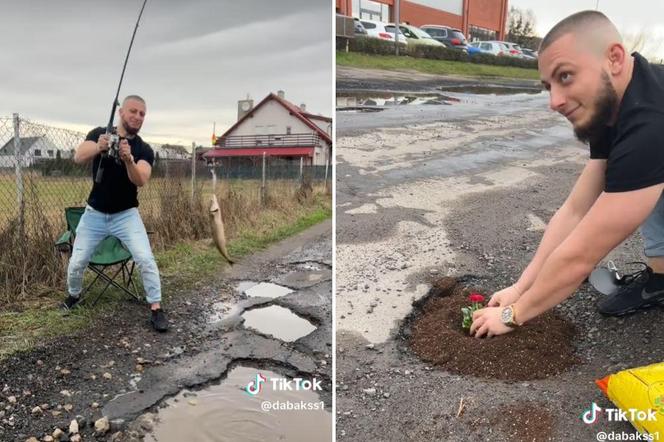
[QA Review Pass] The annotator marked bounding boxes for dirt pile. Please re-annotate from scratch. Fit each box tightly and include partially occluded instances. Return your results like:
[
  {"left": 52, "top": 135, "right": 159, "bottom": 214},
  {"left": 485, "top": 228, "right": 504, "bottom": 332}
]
[{"left": 405, "top": 277, "right": 579, "bottom": 380}]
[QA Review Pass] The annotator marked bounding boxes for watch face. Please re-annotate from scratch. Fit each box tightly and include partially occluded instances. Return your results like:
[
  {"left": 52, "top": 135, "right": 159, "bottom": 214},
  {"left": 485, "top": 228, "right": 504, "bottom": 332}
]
[{"left": 501, "top": 307, "right": 512, "bottom": 324}]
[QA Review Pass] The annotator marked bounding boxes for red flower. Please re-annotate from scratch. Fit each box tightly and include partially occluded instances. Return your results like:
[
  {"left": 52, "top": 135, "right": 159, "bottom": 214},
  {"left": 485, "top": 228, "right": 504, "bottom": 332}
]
[{"left": 468, "top": 293, "right": 485, "bottom": 303}]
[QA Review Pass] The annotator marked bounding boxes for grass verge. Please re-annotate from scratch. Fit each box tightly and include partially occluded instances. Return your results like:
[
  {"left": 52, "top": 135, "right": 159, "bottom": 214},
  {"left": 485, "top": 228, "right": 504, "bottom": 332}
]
[
  {"left": 336, "top": 51, "right": 540, "bottom": 80},
  {"left": 0, "top": 194, "right": 331, "bottom": 360}
]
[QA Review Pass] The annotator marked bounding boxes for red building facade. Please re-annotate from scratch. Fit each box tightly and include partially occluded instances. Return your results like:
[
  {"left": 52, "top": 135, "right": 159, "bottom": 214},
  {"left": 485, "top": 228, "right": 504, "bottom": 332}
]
[{"left": 336, "top": 0, "right": 508, "bottom": 41}]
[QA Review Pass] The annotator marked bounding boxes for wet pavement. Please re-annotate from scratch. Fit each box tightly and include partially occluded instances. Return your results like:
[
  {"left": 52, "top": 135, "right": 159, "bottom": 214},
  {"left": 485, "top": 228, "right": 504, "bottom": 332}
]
[
  {"left": 335, "top": 68, "right": 664, "bottom": 441},
  {"left": 104, "top": 220, "right": 332, "bottom": 441}
]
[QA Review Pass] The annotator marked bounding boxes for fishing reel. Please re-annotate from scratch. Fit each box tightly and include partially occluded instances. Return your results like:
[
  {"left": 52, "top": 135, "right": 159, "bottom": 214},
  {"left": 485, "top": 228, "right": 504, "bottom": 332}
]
[{"left": 105, "top": 132, "right": 123, "bottom": 164}]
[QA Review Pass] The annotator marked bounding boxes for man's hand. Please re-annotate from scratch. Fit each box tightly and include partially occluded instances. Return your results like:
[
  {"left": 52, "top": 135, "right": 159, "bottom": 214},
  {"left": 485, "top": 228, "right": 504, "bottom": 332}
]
[
  {"left": 487, "top": 284, "right": 522, "bottom": 307},
  {"left": 470, "top": 307, "right": 514, "bottom": 338},
  {"left": 97, "top": 134, "right": 110, "bottom": 154},
  {"left": 119, "top": 139, "right": 134, "bottom": 164}
]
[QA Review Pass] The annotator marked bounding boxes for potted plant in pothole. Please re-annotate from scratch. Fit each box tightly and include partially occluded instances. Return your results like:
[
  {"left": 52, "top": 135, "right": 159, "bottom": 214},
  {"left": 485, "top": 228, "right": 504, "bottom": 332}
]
[{"left": 461, "top": 293, "right": 486, "bottom": 334}]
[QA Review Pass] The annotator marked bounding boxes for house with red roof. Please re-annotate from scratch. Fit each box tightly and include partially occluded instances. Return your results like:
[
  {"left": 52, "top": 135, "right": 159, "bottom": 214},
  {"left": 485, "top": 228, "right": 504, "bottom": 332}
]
[{"left": 204, "top": 91, "right": 332, "bottom": 166}]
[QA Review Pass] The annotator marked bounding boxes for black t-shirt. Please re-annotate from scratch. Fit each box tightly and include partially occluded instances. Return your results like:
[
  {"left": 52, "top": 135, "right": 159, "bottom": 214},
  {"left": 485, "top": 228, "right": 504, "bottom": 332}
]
[
  {"left": 85, "top": 126, "right": 154, "bottom": 214},
  {"left": 589, "top": 52, "right": 664, "bottom": 192}
]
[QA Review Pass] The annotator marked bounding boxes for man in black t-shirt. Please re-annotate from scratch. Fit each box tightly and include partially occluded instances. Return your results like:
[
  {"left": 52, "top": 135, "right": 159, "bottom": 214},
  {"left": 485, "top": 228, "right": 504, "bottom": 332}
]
[
  {"left": 63, "top": 95, "right": 168, "bottom": 332},
  {"left": 471, "top": 11, "right": 664, "bottom": 338}
]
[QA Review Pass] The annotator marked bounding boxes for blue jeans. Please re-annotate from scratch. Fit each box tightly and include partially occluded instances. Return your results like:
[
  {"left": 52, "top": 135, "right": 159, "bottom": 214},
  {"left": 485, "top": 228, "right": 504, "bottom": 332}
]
[
  {"left": 67, "top": 205, "right": 161, "bottom": 304},
  {"left": 642, "top": 191, "right": 664, "bottom": 257}
]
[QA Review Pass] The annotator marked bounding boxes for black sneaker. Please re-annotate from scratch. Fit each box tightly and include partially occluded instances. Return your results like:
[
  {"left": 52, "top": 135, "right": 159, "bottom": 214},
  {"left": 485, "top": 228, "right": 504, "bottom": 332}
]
[
  {"left": 150, "top": 308, "right": 169, "bottom": 332},
  {"left": 61, "top": 295, "right": 81, "bottom": 311},
  {"left": 597, "top": 263, "right": 664, "bottom": 316}
]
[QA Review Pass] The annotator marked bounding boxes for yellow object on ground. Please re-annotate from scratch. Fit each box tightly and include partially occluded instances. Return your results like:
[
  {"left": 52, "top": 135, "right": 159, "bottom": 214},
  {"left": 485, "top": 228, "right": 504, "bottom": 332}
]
[{"left": 596, "top": 362, "right": 664, "bottom": 438}]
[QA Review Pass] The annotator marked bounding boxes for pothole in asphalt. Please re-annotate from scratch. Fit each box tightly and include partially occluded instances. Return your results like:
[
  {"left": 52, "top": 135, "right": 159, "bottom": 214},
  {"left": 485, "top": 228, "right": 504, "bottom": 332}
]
[
  {"left": 336, "top": 91, "right": 458, "bottom": 111},
  {"left": 145, "top": 365, "right": 331, "bottom": 442},
  {"left": 242, "top": 305, "right": 317, "bottom": 342},
  {"left": 241, "top": 281, "right": 294, "bottom": 299},
  {"left": 400, "top": 277, "right": 579, "bottom": 380},
  {"left": 437, "top": 84, "right": 542, "bottom": 95}
]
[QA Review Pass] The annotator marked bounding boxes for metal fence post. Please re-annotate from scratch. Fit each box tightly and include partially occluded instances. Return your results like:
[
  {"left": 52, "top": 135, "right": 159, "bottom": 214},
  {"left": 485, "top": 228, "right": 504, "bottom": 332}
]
[
  {"left": 324, "top": 155, "right": 330, "bottom": 193},
  {"left": 191, "top": 141, "right": 196, "bottom": 203},
  {"left": 261, "top": 152, "right": 267, "bottom": 206},
  {"left": 13, "top": 113, "right": 24, "bottom": 235},
  {"left": 299, "top": 157, "right": 304, "bottom": 183}
]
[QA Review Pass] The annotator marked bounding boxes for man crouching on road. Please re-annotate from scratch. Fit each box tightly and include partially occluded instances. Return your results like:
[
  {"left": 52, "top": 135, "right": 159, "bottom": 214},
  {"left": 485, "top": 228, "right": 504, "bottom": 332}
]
[
  {"left": 471, "top": 11, "right": 664, "bottom": 338},
  {"left": 62, "top": 95, "right": 168, "bottom": 332}
]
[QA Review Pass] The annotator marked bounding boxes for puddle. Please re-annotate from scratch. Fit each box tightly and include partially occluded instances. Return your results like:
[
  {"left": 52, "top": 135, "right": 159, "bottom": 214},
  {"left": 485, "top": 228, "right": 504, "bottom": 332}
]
[
  {"left": 242, "top": 305, "right": 316, "bottom": 342},
  {"left": 243, "top": 282, "right": 294, "bottom": 299},
  {"left": 145, "top": 365, "right": 331, "bottom": 442},
  {"left": 337, "top": 91, "right": 458, "bottom": 111},
  {"left": 236, "top": 280, "right": 259, "bottom": 293},
  {"left": 208, "top": 301, "right": 242, "bottom": 323},
  {"left": 437, "top": 84, "right": 542, "bottom": 95}
]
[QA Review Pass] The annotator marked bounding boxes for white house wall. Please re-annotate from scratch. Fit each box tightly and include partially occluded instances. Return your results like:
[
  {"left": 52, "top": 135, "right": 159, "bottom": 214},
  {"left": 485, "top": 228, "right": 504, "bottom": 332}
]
[
  {"left": 310, "top": 118, "right": 332, "bottom": 136},
  {"left": 230, "top": 101, "right": 313, "bottom": 136}
]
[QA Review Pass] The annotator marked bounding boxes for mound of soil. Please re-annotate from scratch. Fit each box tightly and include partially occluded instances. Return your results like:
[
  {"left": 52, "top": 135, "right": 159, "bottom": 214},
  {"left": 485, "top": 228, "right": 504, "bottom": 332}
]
[
  {"left": 489, "top": 402, "right": 555, "bottom": 442},
  {"left": 406, "top": 277, "right": 579, "bottom": 381}
]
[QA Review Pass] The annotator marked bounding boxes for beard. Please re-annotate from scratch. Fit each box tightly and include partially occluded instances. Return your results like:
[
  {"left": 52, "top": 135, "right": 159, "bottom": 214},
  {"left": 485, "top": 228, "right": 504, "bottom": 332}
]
[
  {"left": 573, "top": 70, "right": 619, "bottom": 145},
  {"left": 121, "top": 118, "right": 141, "bottom": 136}
]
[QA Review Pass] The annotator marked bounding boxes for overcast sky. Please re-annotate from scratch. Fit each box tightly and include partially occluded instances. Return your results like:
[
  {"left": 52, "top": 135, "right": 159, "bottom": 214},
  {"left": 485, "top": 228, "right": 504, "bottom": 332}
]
[
  {"left": 0, "top": 0, "right": 333, "bottom": 147},
  {"left": 511, "top": 0, "right": 664, "bottom": 59}
]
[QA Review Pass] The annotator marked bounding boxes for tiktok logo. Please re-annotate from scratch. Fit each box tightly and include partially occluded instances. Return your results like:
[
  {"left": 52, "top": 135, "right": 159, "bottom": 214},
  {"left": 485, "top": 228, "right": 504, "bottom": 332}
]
[
  {"left": 581, "top": 402, "right": 603, "bottom": 424},
  {"left": 245, "top": 373, "right": 267, "bottom": 396}
]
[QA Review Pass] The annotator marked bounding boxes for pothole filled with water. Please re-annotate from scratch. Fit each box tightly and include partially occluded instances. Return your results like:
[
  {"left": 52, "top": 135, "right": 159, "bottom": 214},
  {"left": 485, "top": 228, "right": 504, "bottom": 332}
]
[
  {"left": 400, "top": 277, "right": 579, "bottom": 380},
  {"left": 242, "top": 282, "right": 294, "bottom": 299},
  {"left": 336, "top": 92, "right": 458, "bottom": 111},
  {"left": 437, "top": 84, "right": 542, "bottom": 95},
  {"left": 242, "top": 305, "right": 317, "bottom": 342},
  {"left": 145, "top": 365, "right": 331, "bottom": 442}
]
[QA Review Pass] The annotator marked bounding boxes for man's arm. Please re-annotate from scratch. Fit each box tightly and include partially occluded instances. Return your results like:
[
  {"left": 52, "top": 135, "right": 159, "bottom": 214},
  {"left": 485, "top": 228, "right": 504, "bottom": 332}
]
[
  {"left": 125, "top": 159, "right": 152, "bottom": 187},
  {"left": 512, "top": 159, "right": 607, "bottom": 294},
  {"left": 514, "top": 182, "right": 664, "bottom": 323},
  {"left": 472, "top": 182, "right": 664, "bottom": 337},
  {"left": 119, "top": 139, "right": 151, "bottom": 187},
  {"left": 74, "top": 134, "right": 108, "bottom": 164}
]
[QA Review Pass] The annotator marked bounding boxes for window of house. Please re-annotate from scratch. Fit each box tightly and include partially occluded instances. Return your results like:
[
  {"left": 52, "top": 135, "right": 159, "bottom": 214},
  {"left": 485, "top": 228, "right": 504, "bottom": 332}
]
[
  {"left": 47, "top": 150, "right": 54, "bottom": 157},
  {"left": 34, "top": 149, "right": 41, "bottom": 157}
]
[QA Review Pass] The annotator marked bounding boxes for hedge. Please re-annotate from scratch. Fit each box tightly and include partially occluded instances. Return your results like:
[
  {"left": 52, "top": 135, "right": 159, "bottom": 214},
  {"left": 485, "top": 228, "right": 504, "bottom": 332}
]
[{"left": 341, "top": 36, "right": 538, "bottom": 70}]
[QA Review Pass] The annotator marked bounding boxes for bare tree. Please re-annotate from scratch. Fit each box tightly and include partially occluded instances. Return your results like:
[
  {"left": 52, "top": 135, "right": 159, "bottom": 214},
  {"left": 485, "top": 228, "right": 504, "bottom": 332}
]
[
  {"left": 622, "top": 28, "right": 664, "bottom": 63},
  {"left": 507, "top": 6, "right": 538, "bottom": 48}
]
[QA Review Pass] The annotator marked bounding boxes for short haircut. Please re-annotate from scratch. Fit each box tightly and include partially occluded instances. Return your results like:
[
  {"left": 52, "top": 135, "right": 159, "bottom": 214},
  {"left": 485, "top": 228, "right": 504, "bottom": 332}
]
[
  {"left": 123, "top": 95, "right": 145, "bottom": 105},
  {"left": 539, "top": 10, "right": 621, "bottom": 55}
]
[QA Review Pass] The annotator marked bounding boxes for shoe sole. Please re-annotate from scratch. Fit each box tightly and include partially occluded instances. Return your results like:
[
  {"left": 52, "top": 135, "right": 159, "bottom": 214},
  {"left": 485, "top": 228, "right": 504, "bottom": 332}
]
[{"left": 598, "top": 299, "right": 664, "bottom": 317}]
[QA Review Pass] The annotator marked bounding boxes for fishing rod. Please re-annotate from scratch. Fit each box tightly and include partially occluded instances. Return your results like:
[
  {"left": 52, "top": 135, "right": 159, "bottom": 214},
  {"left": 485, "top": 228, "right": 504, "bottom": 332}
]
[{"left": 95, "top": 0, "right": 149, "bottom": 183}]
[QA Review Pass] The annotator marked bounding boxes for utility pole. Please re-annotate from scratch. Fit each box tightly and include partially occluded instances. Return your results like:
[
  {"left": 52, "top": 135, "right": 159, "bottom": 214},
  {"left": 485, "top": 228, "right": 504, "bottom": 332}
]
[{"left": 394, "top": 0, "right": 400, "bottom": 56}]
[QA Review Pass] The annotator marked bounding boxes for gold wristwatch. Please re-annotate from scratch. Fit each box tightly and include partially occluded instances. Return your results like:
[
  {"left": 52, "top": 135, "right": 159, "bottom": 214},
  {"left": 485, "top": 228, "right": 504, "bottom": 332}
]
[{"left": 501, "top": 304, "right": 521, "bottom": 327}]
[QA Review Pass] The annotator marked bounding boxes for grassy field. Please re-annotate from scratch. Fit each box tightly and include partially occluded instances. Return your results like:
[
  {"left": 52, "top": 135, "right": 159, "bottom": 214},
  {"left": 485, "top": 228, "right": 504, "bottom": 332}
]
[
  {"left": 0, "top": 190, "right": 331, "bottom": 359},
  {"left": 336, "top": 51, "right": 541, "bottom": 80}
]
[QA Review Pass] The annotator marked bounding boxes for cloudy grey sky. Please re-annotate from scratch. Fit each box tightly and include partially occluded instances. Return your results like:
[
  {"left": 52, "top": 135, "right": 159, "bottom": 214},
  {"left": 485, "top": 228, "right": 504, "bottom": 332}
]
[
  {"left": 0, "top": 0, "right": 333, "bottom": 147},
  {"left": 511, "top": 0, "right": 664, "bottom": 58}
]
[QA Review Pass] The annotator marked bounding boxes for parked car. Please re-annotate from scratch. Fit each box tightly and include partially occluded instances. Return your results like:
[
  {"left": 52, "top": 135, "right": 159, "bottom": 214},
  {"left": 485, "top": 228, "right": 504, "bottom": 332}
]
[
  {"left": 392, "top": 24, "right": 444, "bottom": 47},
  {"left": 467, "top": 41, "right": 482, "bottom": 55},
  {"left": 420, "top": 25, "right": 468, "bottom": 51},
  {"left": 469, "top": 41, "right": 509, "bottom": 57},
  {"left": 499, "top": 41, "right": 526, "bottom": 58},
  {"left": 360, "top": 19, "right": 407, "bottom": 44},
  {"left": 353, "top": 17, "right": 367, "bottom": 35},
  {"left": 521, "top": 47, "right": 538, "bottom": 60}
]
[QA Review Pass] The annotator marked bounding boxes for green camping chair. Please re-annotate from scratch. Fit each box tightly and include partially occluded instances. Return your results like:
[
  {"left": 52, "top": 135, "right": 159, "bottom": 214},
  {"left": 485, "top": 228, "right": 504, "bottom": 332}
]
[{"left": 55, "top": 207, "right": 143, "bottom": 306}]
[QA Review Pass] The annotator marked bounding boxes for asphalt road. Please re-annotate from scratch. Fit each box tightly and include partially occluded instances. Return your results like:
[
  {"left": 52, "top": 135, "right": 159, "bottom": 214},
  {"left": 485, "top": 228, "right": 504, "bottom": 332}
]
[{"left": 335, "top": 67, "right": 664, "bottom": 441}]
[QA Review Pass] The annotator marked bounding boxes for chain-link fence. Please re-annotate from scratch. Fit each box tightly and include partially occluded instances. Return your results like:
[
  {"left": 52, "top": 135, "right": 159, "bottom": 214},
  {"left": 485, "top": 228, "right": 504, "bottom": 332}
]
[{"left": 0, "top": 114, "right": 332, "bottom": 306}]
